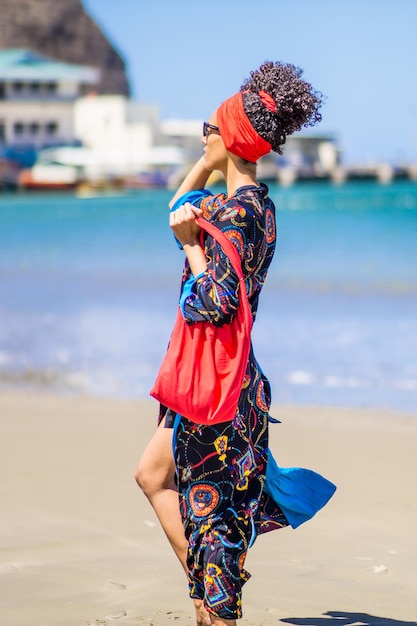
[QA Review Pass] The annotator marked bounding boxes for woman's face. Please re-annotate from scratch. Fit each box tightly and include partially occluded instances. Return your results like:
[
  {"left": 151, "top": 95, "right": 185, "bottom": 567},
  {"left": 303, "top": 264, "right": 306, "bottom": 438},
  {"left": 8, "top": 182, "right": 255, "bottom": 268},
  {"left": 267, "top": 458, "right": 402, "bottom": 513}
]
[{"left": 202, "top": 111, "right": 228, "bottom": 172}]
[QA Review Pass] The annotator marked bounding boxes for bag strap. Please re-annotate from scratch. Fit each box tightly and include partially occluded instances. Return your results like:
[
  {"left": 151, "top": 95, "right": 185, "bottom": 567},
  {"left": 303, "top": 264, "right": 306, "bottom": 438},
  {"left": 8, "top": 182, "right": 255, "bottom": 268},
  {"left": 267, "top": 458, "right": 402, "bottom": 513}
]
[
  {"left": 196, "top": 216, "right": 253, "bottom": 331},
  {"left": 196, "top": 217, "right": 243, "bottom": 280}
]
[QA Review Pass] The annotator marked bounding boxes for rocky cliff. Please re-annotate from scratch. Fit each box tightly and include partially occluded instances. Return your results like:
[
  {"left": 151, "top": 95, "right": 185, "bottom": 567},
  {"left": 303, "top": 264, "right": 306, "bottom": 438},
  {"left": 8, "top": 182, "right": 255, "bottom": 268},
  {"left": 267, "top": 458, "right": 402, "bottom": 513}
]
[{"left": 0, "top": 0, "right": 130, "bottom": 95}]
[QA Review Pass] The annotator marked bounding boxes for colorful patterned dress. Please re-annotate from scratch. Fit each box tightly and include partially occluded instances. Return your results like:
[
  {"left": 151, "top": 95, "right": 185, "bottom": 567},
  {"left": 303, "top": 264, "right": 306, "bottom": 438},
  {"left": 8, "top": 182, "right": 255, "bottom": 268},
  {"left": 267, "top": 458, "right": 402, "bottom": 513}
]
[{"left": 167, "top": 184, "right": 289, "bottom": 620}]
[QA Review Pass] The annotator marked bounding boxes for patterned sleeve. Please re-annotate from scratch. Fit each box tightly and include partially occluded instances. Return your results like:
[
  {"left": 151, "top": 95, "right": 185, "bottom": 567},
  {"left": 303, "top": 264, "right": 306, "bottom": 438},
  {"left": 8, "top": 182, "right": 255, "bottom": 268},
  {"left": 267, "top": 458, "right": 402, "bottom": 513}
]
[{"left": 181, "top": 193, "right": 258, "bottom": 326}]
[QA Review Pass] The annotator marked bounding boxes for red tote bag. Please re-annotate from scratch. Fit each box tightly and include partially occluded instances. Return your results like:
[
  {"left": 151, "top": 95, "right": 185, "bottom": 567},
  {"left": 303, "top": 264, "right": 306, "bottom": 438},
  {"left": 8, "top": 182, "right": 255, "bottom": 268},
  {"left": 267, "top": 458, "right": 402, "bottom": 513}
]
[{"left": 150, "top": 217, "right": 253, "bottom": 425}]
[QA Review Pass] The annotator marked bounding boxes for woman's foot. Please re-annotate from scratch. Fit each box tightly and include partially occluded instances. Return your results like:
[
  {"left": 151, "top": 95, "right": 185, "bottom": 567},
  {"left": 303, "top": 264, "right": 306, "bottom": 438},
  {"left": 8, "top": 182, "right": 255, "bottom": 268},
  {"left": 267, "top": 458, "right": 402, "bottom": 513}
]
[{"left": 194, "top": 599, "right": 211, "bottom": 626}]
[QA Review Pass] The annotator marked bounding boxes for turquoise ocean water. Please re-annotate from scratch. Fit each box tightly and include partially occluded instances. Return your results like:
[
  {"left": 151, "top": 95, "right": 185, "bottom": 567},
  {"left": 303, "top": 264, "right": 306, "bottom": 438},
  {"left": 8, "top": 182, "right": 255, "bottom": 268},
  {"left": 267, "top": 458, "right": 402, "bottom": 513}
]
[{"left": 0, "top": 181, "right": 416, "bottom": 412}]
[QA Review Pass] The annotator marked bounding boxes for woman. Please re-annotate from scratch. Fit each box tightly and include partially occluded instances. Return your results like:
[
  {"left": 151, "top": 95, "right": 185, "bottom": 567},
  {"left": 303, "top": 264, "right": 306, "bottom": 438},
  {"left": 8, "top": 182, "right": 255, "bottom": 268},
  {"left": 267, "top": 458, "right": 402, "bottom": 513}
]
[{"left": 136, "top": 61, "right": 323, "bottom": 626}]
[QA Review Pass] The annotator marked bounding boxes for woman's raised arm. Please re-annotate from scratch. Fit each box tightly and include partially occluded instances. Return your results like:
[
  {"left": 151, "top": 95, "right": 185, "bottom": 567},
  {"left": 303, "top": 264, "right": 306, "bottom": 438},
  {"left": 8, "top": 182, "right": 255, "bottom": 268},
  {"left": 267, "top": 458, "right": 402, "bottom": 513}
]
[{"left": 168, "top": 156, "right": 211, "bottom": 209}]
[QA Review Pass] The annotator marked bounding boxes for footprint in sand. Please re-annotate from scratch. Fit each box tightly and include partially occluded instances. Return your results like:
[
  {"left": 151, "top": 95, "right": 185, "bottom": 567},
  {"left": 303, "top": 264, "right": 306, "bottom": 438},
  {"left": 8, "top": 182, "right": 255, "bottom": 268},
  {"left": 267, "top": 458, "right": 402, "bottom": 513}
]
[
  {"left": 104, "top": 580, "right": 128, "bottom": 591},
  {"left": 106, "top": 609, "right": 128, "bottom": 620}
]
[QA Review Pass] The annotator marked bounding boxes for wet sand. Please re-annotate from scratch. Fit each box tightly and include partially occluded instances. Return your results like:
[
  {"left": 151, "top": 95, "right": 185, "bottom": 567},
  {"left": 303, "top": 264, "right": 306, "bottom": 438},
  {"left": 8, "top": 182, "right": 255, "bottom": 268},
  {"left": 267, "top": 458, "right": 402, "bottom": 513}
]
[{"left": 0, "top": 392, "right": 416, "bottom": 625}]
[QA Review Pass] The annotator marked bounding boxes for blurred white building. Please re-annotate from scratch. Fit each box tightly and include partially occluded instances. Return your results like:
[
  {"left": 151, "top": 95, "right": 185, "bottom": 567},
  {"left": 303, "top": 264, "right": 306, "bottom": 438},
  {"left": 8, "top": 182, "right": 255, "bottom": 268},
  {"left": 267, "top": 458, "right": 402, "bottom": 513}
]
[
  {"left": 1, "top": 50, "right": 185, "bottom": 185},
  {"left": 73, "top": 95, "right": 184, "bottom": 179},
  {"left": 0, "top": 49, "right": 99, "bottom": 152}
]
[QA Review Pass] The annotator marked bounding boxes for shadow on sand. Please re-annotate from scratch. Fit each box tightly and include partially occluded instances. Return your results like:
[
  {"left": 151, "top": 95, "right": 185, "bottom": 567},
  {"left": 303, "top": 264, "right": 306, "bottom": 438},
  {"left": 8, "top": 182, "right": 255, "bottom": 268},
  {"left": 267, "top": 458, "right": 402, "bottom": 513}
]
[{"left": 281, "top": 611, "right": 417, "bottom": 626}]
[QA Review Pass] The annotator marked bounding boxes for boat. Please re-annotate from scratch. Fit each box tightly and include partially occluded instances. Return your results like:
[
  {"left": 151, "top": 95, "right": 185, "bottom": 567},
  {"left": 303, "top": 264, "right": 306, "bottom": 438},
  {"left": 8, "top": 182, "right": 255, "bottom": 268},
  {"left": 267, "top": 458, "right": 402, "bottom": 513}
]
[{"left": 19, "top": 163, "right": 81, "bottom": 190}]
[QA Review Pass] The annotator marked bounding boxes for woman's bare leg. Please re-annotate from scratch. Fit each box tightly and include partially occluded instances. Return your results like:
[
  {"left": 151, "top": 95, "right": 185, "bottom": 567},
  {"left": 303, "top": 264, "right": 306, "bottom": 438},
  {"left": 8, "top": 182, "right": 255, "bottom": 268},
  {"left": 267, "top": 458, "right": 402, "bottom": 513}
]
[
  {"left": 134, "top": 418, "right": 210, "bottom": 626},
  {"left": 135, "top": 420, "right": 186, "bottom": 560}
]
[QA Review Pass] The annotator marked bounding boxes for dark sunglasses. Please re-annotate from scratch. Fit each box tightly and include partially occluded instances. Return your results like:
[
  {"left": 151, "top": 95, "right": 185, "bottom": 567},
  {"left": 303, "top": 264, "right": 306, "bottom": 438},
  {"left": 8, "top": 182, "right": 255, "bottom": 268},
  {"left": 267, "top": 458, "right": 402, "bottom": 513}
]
[{"left": 203, "top": 122, "right": 220, "bottom": 137}]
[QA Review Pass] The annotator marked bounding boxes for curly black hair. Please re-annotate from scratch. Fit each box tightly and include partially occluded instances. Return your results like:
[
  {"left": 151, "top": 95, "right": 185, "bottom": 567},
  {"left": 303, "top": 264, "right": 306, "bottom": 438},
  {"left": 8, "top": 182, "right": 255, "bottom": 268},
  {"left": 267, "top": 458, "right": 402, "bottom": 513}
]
[{"left": 241, "top": 61, "right": 324, "bottom": 155}]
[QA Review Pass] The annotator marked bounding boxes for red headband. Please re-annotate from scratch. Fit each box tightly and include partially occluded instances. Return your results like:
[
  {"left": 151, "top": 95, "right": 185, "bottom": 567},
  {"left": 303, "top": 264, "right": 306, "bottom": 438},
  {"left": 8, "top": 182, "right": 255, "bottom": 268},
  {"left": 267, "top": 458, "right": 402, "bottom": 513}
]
[{"left": 216, "top": 92, "right": 272, "bottom": 163}]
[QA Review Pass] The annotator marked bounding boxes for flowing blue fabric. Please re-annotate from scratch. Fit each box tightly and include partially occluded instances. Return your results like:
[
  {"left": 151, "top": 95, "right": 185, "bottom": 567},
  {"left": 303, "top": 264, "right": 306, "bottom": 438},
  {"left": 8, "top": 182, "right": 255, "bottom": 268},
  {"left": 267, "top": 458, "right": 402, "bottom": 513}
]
[
  {"left": 264, "top": 450, "right": 337, "bottom": 529},
  {"left": 173, "top": 413, "right": 336, "bottom": 530},
  {"left": 169, "top": 188, "right": 213, "bottom": 249}
]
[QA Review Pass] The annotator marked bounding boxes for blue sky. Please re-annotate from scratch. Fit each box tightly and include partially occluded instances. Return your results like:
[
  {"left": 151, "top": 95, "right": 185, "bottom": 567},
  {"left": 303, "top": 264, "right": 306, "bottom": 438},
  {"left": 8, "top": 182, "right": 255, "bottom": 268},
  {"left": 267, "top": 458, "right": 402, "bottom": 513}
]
[{"left": 83, "top": 0, "right": 417, "bottom": 165}]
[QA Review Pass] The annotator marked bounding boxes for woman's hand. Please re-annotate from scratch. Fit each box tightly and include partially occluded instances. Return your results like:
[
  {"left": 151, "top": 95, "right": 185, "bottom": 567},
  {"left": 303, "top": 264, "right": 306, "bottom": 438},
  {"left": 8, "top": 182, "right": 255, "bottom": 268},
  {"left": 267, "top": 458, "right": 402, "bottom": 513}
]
[
  {"left": 170, "top": 203, "right": 207, "bottom": 276},
  {"left": 170, "top": 202, "right": 203, "bottom": 247}
]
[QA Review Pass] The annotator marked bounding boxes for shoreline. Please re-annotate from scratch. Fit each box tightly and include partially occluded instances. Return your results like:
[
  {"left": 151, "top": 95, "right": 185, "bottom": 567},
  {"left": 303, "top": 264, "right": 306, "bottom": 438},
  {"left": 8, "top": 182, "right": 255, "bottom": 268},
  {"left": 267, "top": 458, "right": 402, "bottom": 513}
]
[{"left": 1, "top": 391, "right": 416, "bottom": 625}]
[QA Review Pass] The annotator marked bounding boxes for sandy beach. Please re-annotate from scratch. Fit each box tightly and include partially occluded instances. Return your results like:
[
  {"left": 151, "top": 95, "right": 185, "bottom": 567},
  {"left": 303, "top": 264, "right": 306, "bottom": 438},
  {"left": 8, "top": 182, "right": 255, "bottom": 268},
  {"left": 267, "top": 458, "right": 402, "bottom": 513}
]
[{"left": 0, "top": 392, "right": 416, "bottom": 626}]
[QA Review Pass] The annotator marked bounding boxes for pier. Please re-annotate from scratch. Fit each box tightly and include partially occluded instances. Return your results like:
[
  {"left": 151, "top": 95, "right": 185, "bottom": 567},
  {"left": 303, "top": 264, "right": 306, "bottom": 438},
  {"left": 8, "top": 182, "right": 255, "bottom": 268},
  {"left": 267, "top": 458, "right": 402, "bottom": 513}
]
[{"left": 267, "top": 163, "right": 417, "bottom": 186}]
